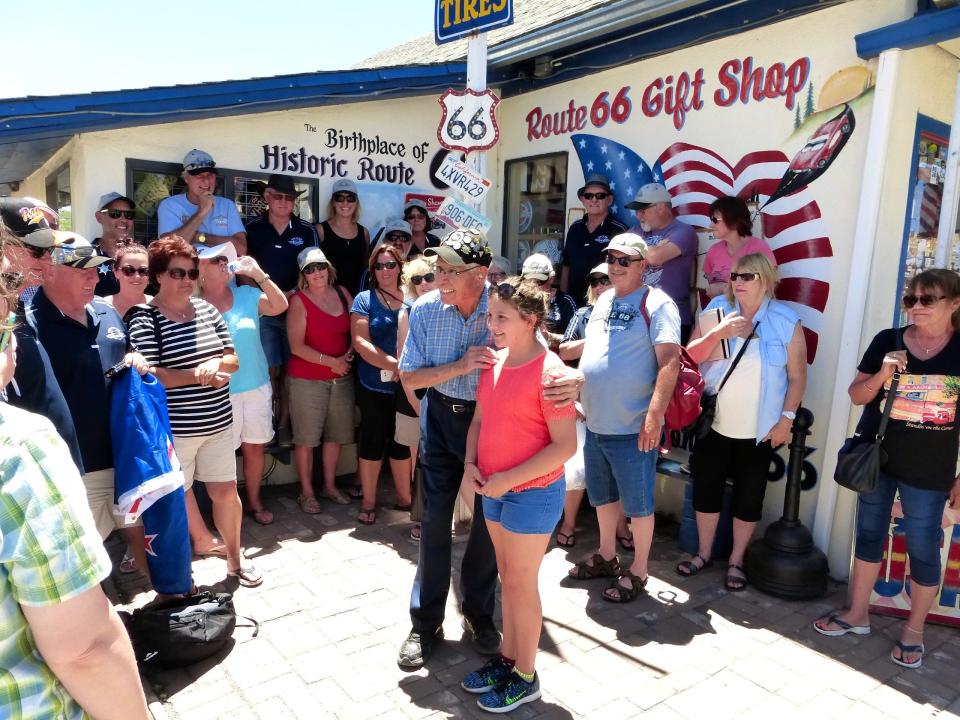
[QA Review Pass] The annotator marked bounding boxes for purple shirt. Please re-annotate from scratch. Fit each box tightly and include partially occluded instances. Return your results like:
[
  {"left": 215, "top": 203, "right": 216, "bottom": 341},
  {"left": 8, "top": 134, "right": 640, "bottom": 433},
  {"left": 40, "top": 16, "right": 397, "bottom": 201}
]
[{"left": 631, "top": 219, "right": 698, "bottom": 325}]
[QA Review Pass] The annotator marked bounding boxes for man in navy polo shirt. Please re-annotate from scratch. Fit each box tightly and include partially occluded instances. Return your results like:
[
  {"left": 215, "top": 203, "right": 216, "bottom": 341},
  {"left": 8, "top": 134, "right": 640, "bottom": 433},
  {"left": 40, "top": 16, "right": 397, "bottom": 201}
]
[
  {"left": 245, "top": 173, "right": 319, "bottom": 446},
  {"left": 92, "top": 191, "right": 137, "bottom": 297},
  {"left": 28, "top": 232, "right": 152, "bottom": 575},
  {"left": 560, "top": 174, "right": 628, "bottom": 306}
]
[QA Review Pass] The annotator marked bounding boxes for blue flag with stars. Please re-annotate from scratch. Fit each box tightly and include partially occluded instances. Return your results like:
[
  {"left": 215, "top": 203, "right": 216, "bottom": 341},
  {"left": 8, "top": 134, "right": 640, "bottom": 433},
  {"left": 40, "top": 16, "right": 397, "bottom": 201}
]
[{"left": 571, "top": 134, "right": 664, "bottom": 228}]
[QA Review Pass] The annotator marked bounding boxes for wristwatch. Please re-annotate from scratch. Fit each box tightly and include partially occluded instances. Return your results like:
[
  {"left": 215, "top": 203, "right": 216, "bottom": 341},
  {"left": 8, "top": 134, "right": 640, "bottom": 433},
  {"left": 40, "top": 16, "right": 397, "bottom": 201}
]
[{"left": 781, "top": 410, "right": 797, "bottom": 421}]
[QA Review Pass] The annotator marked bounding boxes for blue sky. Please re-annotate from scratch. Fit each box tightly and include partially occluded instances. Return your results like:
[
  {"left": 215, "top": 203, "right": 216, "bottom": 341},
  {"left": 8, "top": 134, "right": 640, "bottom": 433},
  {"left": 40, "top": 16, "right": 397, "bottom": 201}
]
[{"left": 5, "top": 0, "right": 432, "bottom": 98}]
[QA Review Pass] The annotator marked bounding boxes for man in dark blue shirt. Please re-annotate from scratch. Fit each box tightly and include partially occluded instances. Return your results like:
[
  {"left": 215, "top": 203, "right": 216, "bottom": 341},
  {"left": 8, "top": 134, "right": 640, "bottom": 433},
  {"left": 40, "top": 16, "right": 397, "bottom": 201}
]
[
  {"left": 244, "top": 173, "right": 319, "bottom": 446},
  {"left": 560, "top": 174, "right": 628, "bottom": 306},
  {"left": 28, "top": 232, "right": 152, "bottom": 578},
  {"left": 92, "top": 191, "right": 137, "bottom": 297}
]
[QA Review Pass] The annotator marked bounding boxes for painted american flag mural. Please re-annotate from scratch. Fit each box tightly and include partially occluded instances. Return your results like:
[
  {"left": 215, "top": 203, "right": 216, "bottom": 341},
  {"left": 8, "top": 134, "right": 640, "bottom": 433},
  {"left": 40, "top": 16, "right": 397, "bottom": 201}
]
[{"left": 572, "top": 135, "right": 833, "bottom": 363}]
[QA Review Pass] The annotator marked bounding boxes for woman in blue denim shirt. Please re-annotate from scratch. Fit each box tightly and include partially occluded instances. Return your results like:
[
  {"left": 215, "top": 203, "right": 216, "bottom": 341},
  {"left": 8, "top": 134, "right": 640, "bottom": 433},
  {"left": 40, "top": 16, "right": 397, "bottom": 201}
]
[{"left": 676, "top": 253, "right": 807, "bottom": 591}]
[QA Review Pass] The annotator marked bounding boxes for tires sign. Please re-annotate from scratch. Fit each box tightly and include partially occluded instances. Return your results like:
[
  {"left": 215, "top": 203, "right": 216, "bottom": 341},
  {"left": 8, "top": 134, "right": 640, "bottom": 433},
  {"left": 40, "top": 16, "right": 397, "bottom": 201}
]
[{"left": 437, "top": 89, "right": 500, "bottom": 153}]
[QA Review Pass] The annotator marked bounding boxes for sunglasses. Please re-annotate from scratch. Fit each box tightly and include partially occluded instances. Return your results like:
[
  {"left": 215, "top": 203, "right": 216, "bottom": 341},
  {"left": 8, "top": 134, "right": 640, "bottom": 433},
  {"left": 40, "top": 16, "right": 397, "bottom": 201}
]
[
  {"left": 489, "top": 283, "right": 531, "bottom": 302},
  {"left": 119, "top": 265, "right": 149, "bottom": 277},
  {"left": 581, "top": 192, "right": 609, "bottom": 200},
  {"left": 411, "top": 272, "right": 435, "bottom": 285},
  {"left": 374, "top": 260, "right": 399, "bottom": 271},
  {"left": 385, "top": 234, "right": 409, "bottom": 243},
  {"left": 210, "top": 256, "right": 230, "bottom": 266},
  {"left": 303, "top": 262, "right": 329, "bottom": 275},
  {"left": 405, "top": 211, "right": 427, "bottom": 220},
  {"left": 333, "top": 193, "right": 357, "bottom": 203},
  {"left": 730, "top": 272, "right": 758, "bottom": 282},
  {"left": 1, "top": 271, "right": 24, "bottom": 291},
  {"left": 26, "top": 245, "right": 53, "bottom": 260},
  {"left": 0, "top": 312, "right": 16, "bottom": 353},
  {"left": 167, "top": 267, "right": 200, "bottom": 280},
  {"left": 268, "top": 192, "right": 296, "bottom": 203},
  {"left": 588, "top": 275, "right": 611, "bottom": 288},
  {"left": 101, "top": 208, "right": 135, "bottom": 220},
  {"left": 903, "top": 293, "right": 947, "bottom": 308},
  {"left": 601, "top": 252, "right": 643, "bottom": 267}
]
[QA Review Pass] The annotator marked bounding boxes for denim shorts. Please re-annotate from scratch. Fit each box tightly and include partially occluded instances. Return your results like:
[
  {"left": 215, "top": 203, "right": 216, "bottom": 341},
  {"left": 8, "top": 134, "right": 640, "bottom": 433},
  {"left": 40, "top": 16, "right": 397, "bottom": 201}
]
[
  {"left": 259, "top": 312, "right": 289, "bottom": 369},
  {"left": 482, "top": 478, "right": 565, "bottom": 535},
  {"left": 855, "top": 471, "right": 949, "bottom": 587},
  {"left": 583, "top": 430, "right": 656, "bottom": 518}
]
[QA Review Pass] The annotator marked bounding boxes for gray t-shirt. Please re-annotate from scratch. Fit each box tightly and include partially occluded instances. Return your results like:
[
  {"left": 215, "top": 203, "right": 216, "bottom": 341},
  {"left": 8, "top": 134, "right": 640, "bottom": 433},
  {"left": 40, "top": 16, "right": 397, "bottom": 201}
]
[
  {"left": 580, "top": 286, "right": 680, "bottom": 435},
  {"left": 632, "top": 219, "right": 697, "bottom": 326}
]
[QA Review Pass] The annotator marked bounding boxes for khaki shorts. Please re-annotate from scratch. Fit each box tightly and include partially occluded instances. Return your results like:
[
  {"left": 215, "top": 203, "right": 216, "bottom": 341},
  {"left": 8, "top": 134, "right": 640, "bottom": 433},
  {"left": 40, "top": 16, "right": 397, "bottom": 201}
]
[
  {"left": 288, "top": 375, "right": 355, "bottom": 447},
  {"left": 174, "top": 429, "right": 237, "bottom": 491},
  {"left": 231, "top": 383, "right": 275, "bottom": 449},
  {"left": 394, "top": 412, "right": 420, "bottom": 448},
  {"left": 82, "top": 468, "right": 139, "bottom": 540}
]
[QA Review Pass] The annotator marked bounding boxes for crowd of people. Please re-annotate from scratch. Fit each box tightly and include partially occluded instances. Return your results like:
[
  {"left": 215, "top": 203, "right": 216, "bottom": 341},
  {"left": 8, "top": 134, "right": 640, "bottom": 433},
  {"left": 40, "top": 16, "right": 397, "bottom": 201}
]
[{"left": 2, "top": 148, "right": 959, "bottom": 716}]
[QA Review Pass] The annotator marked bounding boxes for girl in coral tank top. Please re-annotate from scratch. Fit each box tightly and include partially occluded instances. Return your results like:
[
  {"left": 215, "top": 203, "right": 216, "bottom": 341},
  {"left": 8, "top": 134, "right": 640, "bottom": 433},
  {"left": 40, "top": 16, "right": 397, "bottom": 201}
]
[{"left": 460, "top": 277, "right": 577, "bottom": 713}]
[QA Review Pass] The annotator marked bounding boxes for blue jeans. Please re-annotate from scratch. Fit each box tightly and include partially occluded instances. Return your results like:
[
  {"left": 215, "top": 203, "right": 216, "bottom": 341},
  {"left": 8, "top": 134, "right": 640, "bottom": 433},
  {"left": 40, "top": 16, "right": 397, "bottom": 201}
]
[
  {"left": 855, "top": 471, "right": 948, "bottom": 587},
  {"left": 483, "top": 478, "right": 565, "bottom": 534},
  {"left": 583, "top": 430, "right": 657, "bottom": 517},
  {"left": 259, "top": 313, "right": 289, "bottom": 369},
  {"left": 409, "top": 396, "right": 498, "bottom": 632}
]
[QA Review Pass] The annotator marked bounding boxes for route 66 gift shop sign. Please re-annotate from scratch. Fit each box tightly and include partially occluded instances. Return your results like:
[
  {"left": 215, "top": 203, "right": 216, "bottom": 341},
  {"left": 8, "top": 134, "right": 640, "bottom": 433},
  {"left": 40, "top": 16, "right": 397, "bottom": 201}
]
[{"left": 437, "top": 88, "right": 500, "bottom": 153}]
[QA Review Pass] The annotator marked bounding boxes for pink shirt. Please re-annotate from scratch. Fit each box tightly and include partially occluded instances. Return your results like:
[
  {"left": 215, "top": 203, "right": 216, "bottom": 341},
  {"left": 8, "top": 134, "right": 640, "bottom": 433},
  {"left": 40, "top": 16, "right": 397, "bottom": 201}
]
[
  {"left": 702, "top": 236, "right": 777, "bottom": 284},
  {"left": 477, "top": 350, "right": 576, "bottom": 491}
]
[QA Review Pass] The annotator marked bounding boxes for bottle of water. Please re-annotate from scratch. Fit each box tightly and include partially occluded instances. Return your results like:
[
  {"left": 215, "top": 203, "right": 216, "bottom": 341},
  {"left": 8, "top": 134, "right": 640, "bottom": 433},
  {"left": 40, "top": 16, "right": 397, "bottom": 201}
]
[{"left": 227, "top": 261, "right": 239, "bottom": 273}]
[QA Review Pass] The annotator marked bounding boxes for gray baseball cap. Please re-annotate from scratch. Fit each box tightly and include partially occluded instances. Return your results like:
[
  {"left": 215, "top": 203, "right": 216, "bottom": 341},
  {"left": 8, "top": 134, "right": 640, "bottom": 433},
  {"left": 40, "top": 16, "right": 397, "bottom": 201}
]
[{"left": 625, "top": 183, "right": 672, "bottom": 210}]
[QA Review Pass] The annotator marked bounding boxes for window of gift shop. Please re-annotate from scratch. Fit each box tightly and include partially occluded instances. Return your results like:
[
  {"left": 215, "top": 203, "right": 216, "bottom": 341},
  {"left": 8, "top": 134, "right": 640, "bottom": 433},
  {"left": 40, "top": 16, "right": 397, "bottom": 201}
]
[
  {"left": 125, "top": 158, "right": 319, "bottom": 243},
  {"left": 45, "top": 163, "right": 71, "bottom": 230},
  {"left": 502, "top": 152, "right": 568, "bottom": 273}
]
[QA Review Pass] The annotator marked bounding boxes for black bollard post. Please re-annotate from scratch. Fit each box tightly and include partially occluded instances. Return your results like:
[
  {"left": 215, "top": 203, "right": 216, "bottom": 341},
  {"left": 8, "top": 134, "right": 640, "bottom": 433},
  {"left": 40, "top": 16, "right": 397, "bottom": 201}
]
[{"left": 746, "top": 408, "right": 829, "bottom": 599}]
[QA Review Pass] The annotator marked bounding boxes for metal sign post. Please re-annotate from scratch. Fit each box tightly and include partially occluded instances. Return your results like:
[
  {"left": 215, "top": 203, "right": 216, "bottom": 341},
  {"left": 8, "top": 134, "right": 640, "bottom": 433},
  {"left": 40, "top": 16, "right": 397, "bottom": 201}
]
[{"left": 466, "top": 32, "right": 488, "bottom": 215}]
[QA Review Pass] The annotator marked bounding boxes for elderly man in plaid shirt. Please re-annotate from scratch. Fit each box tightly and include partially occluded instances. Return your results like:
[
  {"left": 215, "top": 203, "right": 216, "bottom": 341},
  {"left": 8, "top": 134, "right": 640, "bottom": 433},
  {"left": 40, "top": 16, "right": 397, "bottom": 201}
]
[{"left": 396, "top": 229, "right": 582, "bottom": 669}]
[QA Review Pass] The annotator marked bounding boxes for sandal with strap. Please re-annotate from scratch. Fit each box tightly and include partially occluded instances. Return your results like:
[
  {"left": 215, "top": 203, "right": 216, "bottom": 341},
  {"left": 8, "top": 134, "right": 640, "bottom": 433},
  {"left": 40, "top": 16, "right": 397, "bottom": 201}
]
[
  {"left": 298, "top": 494, "right": 322, "bottom": 514},
  {"left": 676, "top": 554, "right": 712, "bottom": 577},
  {"left": 251, "top": 508, "right": 274, "bottom": 525},
  {"left": 556, "top": 530, "right": 577, "bottom": 548},
  {"left": 568, "top": 553, "right": 621, "bottom": 580},
  {"left": 725, "top": 563, "right": 747, "bottom": 592},
  {"left": 812, "top": 611, "right": 871, "bottom": 637},
  {"left": 602, "top": 570, "right": 648, "bottom": 603},
  {"left": 891, "top": 640, "right": 924, "bottom": 669},
  {"left": 358, "top": 507, "right": 377, "bottom": 525}
]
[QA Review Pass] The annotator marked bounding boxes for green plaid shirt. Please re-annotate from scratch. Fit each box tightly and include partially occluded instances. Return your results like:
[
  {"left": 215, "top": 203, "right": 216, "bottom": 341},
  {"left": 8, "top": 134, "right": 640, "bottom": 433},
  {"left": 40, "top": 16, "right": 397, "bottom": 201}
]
[{"left": 0, "top": 404, "right": 111, "bottom": 719}]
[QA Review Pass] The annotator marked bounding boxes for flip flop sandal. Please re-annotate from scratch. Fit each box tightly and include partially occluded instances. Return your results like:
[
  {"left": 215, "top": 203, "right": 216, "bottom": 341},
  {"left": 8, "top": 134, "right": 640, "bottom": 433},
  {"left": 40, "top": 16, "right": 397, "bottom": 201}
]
[
  {"left": 298, "top": 494, "right": 322, "bottom": 514},
  {"left": 228, "top": 563, "right": 263, "bottom": 588},
  {"left": 617, "top": 534, "right": 635, "bottom": 551},
  {"left": 251, "top": 508, "right": 274, "bottom": 525},
  {"left": 568, "top": 553, "right": 621, "bottom": 580},
  {"left": 193, "top": 542, "right": 228, "bottom": 558},
  {"left": 891, "top": 640, "right": 924, "bottom": 669},
  {"left": 812, "top": 612, "right": 871, "bottom": 637},
  {"left": 358, "top": 507, "right": 377, "bottom": 525},
  {"left": 320, "top": 489, "right": 351, "bottom": 505},
  {"left": 348, "top": 486, "right": 363, "bottom": 500},
  {"left": 602, "top": 571, "right": 648, "bottom": 603},
  {"left": 676, "top": 554, "right": 713, "bottom": 577},
  {"left": 556, "top": 531, "right": 577, "bottom": 548},
  {"left": 725, "top": 563, "right": 748, "bottom": 592}
]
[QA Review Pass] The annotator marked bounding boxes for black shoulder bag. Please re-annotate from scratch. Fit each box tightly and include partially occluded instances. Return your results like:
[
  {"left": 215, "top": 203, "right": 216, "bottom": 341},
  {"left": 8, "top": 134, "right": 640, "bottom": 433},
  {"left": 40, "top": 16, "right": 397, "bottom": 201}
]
[
  {"left": 690, "top": 322, "right": 759, "bottom": 440},
  {"left": 834, "top": 332, "right": 903, "bottom": 494}
]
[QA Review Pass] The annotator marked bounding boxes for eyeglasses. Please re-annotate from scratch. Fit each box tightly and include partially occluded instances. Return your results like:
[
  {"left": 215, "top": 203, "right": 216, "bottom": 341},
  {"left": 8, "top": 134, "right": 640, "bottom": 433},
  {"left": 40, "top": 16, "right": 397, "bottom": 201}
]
[
  {"left": 589, "top": 275, "right": 611, "bottom": 288},
  {"left": 374, "top": 260, "right": 399, "bottom": 271},
  {"left": 411, "top": 272, "right": 435, "bottom": 285},
  {"left": 333, "top": 193, "right": 357, "bottom": 203},
  {"left": 26, "top": 246, "right": 53, "bottom": 260},
  {"left": 730, "top": 272, "right": 758, "bottom": 282},
  {"left": 0, "top": 312, "right": 16, "bottom": 353},
  {"left": 710, "top": 216, "right": 722, "bottom": 224},
  {"left": 436, "top": 265, "right": 478, "bottom": 278},
  {"left": 581, "top": 192, "right": 609, "bottom": 200},
  {"left": 101, "top": 208, "right": 135, "bottom": 220},
  {"left": 601, "top": 252, "right": 643, "bottom": 267},
  {"left": 385, "top": 234, "right": 409, "bottom": 243},
  {"left": 267, "top": 192, "right": 296, "bottom": 203},
  {"left": 119, "top": 265, "right": 149, "bottom": 277},
  {"left": 1, "top": 271, "right": 24, "bottom": 291},
  {"left": 51, "top": 245, "right": 101, "bottom": 265},
  {"left": 166, "top": 267, "right": 200, "bottom": 280},
  {"left": 903, "top": 293, "right": 947, "bottom": 308},
  {"left": 303, "top": 262, "right": 329, "bottom": 275}
]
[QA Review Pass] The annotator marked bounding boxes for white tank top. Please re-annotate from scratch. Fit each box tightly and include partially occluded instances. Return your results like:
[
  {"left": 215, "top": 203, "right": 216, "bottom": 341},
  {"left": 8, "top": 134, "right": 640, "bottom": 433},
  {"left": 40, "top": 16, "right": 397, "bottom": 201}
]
[{"left": 712, "top": 340, "right": 762, "bottom": 440}]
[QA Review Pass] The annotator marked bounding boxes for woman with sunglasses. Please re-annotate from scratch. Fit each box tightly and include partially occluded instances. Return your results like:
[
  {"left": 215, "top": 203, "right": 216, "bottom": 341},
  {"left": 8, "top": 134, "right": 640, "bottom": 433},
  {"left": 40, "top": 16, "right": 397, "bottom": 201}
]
[
  {"left": 702, "top": 196, "right": 776, "bottom": 300},
  {"left": 106, "top": 239, "right": 152, "bottom": 319},
  {"left": 350, "top": 245, "right": 413, "bottom": 525},
  {"left": 286, "top": 247, "right": 356, "bottom": 513},
  {"left": 403, "top": 198, "right": 441, "bottom": 255},
  {"left": 397, "top": 257, "right": 439, "bottom": 541},
  {"left": 126, "top": 235, "right": 262, "bottom": 587},
  {"left": 316, "top": 178, "right": 369, "bottom": 296},
  {"left": 198, "top": 243, "right": 288, "bottom": 526},
  {"left": 814, "top": 268, "right": 960, "bottom": 669},
  {"left": 460, "top": 277, "right": 577, "bottom": 711},
  {"left": 680, "top": 253, "right": 806, "bottom": 592}
]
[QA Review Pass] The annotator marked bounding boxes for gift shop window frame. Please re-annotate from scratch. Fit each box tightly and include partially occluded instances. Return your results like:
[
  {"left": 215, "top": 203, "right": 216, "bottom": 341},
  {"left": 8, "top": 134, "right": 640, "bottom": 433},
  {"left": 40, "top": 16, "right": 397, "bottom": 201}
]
[
  {"left": 124, "top": 158, "right": 319, "bottom": 244},
  {"left": 501, "top": 152, "right": 569, "bottom": 275},
  {"left": 893, "top": 114, "right": 955, "bottom": 327}
]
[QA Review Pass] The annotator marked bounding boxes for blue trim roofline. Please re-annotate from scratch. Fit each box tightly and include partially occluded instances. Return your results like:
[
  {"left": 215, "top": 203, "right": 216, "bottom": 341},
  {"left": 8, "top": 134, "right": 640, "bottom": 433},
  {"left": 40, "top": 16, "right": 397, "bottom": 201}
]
[
  {"left": 855, "top": 6, "right": 960, "bottom": 59},
  {"left": 0, "top": 64, "right": 468, "bottom": 145}
]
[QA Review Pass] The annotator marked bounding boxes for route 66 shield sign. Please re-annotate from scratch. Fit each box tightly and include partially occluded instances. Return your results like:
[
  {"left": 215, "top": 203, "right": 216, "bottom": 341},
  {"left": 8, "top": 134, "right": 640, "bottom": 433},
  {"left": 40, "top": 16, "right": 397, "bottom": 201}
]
[{"left": 437, "top": 88, "right": 500, "bottom": 153}]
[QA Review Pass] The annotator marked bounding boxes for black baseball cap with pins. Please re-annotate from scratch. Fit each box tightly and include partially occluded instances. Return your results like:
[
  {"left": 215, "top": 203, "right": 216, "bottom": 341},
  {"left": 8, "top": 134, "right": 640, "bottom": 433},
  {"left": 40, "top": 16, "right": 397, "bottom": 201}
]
[{"left": 0, "top": 197, "right": 56, "bottom": 248}]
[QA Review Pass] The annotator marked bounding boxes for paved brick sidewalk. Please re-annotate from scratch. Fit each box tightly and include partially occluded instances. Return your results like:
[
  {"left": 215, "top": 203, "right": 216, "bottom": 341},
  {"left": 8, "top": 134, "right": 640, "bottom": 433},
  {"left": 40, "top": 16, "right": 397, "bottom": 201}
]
[{"left": 107, "top": 482, "right": 960, "bottom": 720}]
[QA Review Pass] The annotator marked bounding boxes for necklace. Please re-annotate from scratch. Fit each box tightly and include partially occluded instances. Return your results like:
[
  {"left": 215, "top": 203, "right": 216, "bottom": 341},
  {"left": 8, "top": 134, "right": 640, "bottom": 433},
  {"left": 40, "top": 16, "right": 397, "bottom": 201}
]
[
  {"left": 378, "top": 288, "right": 403, "bottom": 307},
  {"left": 157, "top": 299, "right": 190, "bottom": 321},
  {"left": 912, "top": 327, "right": 952, "bottom": 355}
]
